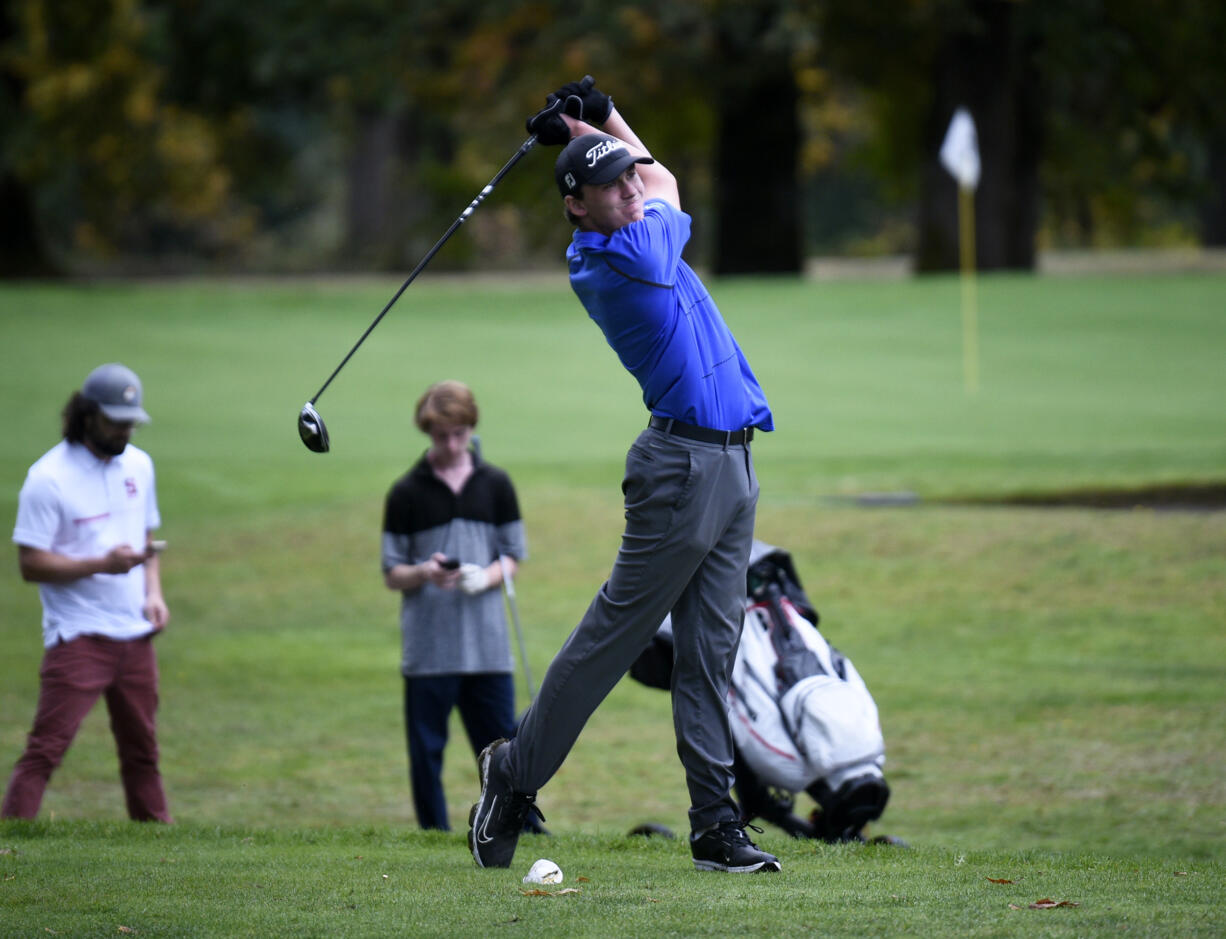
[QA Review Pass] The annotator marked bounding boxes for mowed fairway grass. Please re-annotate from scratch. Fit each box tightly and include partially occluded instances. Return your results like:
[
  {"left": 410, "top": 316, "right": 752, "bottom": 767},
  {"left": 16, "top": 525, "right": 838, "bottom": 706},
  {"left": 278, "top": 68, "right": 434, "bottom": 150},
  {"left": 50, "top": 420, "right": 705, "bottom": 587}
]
[{"left": 1, "top": 271, "right": 1223, "bottom": 937}]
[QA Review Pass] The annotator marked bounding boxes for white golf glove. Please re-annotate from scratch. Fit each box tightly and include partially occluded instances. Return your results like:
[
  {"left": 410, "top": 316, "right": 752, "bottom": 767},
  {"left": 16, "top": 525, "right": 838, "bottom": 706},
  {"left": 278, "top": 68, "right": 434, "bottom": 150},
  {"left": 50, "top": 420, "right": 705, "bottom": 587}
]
[{"left": 459, "top": 563, "right": 488, "bottom": 595}]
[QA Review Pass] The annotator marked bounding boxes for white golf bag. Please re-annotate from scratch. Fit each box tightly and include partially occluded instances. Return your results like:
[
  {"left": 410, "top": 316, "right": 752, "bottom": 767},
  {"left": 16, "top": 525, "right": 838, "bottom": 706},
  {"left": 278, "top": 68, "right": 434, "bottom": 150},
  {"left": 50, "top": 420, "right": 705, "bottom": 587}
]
[
  {"left": 731, "top": 549, "right": 885, "bottom": 796},
  {"left": 630, "top": 540, "right": 891, "bottom": 840}
]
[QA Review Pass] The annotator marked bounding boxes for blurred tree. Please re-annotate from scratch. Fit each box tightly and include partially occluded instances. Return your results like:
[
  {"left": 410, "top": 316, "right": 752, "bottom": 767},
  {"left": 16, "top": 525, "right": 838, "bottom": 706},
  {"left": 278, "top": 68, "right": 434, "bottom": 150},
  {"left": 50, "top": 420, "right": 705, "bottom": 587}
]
[
  {"left": 0, "top": 1, "right": 56, "bottom": 275},
  {"left": 815, "top": 0, "right": 1226, "bottom": 270},
  {"left": 817, "top": 0, "right": 1041, "bottom": 271},
  {"left": 1035, "top": 0, "right": 1226, "bottom": 249},
  {"left": 447, "top": 0, "right": 816, "bottom": 275},
  {"left": 154, "top": 0, "right": 464, "bottom": 270},
  {"left": 711, "top": 1, "right": 805, "bottom": 274},
  {"left": 1, "top": 0, "right": 252, "bottom": 273},
  {"left": 4, "top": 0, "right": 1221, "bottom": 277}
]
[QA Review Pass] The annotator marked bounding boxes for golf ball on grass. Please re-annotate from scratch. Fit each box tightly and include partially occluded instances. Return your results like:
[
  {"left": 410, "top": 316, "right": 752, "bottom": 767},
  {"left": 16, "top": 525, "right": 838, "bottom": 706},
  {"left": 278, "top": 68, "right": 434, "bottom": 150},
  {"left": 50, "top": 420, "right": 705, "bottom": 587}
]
[{"left": 523, "top": 858, "right": 563, "bottom": 884}]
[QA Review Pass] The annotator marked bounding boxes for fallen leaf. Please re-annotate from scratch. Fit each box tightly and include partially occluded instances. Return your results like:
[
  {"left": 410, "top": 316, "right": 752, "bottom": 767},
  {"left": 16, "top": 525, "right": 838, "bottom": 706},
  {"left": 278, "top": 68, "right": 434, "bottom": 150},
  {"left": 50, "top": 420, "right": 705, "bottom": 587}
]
[
  {"left": 519, "top": 887, "right": 582, "bottom": 897},
  {"left": 576, "top": 876, "right": 590, "bottom": 883},
  {"left": 1174, "top": 871, "right": 1188, "bottom": 876},
  {"left": 556, "top": 888, "right": 581, "bottom": 895},
  {"left": 118, "top": 927, "right": 135, "bottom": 934},
  {"left": 1029, "top": 898, "right": 1079, "bottom": 909},
  {"left": 1008, "top": 904, "right": 1022, "bottom": 911},
  {"left": 986, "top": 877, "right": 1014, "bottom": 884}
]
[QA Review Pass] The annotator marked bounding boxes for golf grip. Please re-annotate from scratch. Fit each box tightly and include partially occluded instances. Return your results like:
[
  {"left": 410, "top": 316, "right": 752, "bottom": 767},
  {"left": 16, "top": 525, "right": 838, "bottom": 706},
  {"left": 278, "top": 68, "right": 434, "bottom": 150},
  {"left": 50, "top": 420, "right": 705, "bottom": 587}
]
[{"left": 309, "top": 135, "right": 541, "bottom": 405}]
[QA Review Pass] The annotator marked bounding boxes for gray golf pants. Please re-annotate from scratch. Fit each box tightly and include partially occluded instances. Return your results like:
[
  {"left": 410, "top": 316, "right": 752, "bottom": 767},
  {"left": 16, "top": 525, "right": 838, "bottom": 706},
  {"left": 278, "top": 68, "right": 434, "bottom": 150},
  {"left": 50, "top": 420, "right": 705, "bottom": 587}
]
[{"left": 507, "top": 425, "right": 758, "bottom": 832}]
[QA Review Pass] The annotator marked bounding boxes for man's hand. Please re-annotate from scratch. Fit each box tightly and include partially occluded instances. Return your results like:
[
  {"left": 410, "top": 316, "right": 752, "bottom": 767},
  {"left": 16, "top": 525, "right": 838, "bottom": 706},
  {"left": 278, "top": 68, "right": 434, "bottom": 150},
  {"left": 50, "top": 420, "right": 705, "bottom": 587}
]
[
  {"left": 423, "top": 553, "right": 463, "bottom": 589},
  {"left": 101, "top": 544, "right": 151, "bottom": 574},
  {"left": 144, "top": 594, "right": 170, "bottom": 631},
  {"left": 526, "top": 94, "right": 571, "bottom": 145},
  {"left": 555, "top": 76, "right": 613, "bottom": 125}
]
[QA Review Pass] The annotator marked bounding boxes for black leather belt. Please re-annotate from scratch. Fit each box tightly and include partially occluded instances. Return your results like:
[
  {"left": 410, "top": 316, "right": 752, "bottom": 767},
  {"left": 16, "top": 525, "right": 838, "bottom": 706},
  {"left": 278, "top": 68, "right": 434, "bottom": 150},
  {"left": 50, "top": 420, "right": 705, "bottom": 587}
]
[{"left": 649, "top": 415, "right": 754, "bottom": 446}]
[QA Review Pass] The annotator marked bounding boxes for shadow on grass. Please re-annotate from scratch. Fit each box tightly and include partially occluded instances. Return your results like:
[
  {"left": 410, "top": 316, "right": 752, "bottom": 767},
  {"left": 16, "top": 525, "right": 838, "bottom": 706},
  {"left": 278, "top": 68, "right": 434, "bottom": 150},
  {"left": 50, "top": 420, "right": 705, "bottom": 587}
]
[{"left": 830, "top": 482, "right": 1226, "bottom": 511}]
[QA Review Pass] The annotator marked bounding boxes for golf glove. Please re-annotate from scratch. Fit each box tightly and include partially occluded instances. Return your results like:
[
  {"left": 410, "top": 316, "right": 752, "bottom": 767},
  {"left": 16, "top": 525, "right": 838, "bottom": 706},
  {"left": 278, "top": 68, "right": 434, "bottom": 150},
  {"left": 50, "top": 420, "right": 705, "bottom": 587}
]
[
  {"left": 459, "top": 563, "right": 488, "bottom": 595},
  {"left": 526, "top": 94, "right": 570, "bottom": 145},
  {"left": 555, "top": 76, "right": 613, "bottom": 125}
]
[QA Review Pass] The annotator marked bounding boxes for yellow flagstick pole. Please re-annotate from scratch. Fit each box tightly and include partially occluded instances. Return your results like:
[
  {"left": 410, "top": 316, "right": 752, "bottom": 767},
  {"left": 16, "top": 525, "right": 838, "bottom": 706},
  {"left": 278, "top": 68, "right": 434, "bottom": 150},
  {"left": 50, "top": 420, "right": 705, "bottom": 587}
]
[{"left": 958, "top": 183, "right": 979, "bottom": 395}]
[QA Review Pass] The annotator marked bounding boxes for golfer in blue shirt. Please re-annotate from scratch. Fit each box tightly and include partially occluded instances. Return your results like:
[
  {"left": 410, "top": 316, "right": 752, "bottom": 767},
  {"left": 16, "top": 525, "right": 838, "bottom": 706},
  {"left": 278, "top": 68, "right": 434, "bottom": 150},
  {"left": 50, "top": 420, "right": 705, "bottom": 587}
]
[{"left": 468, "top": 78, "right": 779, "bottom": 874}]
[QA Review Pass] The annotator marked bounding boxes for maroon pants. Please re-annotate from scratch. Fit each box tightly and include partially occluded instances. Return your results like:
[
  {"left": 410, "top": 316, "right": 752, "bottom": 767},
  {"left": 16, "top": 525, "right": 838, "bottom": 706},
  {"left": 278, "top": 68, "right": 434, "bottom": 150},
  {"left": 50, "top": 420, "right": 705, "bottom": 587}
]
[{"left": 2, "top": 634, "right": 172, "bottom": 822}]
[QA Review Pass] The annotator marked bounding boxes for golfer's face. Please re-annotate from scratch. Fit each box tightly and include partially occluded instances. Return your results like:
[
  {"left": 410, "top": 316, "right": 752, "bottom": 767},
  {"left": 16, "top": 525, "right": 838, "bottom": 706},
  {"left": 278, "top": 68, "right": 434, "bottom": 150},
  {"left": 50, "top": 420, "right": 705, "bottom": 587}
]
[
  {"left": 428, "top": 422, "right": 472, "bottom": 467},
  {"left": 579, "top": 166, "right": 645, "bottom": 235}
]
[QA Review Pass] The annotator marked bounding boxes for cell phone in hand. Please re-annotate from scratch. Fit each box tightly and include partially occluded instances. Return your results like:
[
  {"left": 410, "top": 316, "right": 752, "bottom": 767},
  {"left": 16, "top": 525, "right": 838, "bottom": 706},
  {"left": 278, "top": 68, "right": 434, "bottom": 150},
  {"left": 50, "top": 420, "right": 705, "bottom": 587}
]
[
  {"left": 438, "top": 558, "right": 460, "bottom": 570},
  {"left": 150, "top": 540, "right": 168, "bottom": 553}
]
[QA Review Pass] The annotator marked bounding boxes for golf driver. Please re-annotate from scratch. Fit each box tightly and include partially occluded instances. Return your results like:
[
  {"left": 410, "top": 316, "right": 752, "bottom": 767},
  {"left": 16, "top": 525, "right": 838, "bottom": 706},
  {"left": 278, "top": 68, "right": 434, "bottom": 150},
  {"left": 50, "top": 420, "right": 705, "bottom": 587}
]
[{"left": 297, "top": 134, "right": 540, "bottom": 453}]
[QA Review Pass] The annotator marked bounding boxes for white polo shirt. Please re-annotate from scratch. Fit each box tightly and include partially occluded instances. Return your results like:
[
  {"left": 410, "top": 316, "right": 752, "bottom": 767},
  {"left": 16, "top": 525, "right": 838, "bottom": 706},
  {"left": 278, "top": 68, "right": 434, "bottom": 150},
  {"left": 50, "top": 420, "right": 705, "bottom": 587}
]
[{"left": 12, "top": 439, "right": 161, "bottom": 648}]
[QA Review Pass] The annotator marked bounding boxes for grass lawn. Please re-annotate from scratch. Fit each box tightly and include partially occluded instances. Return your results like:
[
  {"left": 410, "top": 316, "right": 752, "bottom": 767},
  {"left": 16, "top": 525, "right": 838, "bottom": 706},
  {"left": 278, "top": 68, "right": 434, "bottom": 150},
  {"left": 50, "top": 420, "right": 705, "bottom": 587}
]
[{"left": 1, "top": 271, "right": 1223, "bottom": 936}]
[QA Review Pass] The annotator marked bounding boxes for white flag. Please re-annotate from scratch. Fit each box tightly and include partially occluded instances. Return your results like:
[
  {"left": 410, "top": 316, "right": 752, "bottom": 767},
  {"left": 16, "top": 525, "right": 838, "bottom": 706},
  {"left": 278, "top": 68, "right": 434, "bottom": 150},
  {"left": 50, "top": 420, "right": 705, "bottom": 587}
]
[{"left": 940, "top": 107, "right": 980, "bottom": 190}]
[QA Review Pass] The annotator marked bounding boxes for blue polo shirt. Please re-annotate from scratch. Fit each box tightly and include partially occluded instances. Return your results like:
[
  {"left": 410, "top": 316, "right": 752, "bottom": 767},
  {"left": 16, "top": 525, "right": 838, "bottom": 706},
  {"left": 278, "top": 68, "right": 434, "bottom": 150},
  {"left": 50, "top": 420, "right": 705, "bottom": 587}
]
[{"left": 566, "top": 199, "right": 773, "bottom": 432}]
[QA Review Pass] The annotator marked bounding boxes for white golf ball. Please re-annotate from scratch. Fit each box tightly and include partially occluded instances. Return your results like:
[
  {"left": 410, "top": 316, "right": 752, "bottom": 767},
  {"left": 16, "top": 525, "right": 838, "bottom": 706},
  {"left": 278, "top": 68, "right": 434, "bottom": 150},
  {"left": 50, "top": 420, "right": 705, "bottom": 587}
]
[{"left": 523, "top": 858, "right": 563, "bottom": 885}]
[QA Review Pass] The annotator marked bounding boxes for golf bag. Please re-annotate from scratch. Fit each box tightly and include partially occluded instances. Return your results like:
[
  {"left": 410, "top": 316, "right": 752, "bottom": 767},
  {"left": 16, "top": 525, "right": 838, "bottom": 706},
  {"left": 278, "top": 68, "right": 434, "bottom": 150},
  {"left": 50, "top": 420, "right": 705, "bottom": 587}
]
[{"left": 629, "top": 540, "right": 891, "bottom": 842}]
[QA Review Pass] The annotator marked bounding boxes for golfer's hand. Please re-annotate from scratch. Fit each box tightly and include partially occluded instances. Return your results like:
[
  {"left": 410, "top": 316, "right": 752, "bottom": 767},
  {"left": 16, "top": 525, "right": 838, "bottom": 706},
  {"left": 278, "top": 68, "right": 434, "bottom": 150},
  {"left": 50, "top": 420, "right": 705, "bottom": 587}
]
[
  {"left": 526, "top": 94, "right": 570, "bottom": 145},
  {"left": 459, "top": 563, "right": 489, "bottom": 595},
  {"left": 555, "top": 76, "right": 613, "bottom": 124}
]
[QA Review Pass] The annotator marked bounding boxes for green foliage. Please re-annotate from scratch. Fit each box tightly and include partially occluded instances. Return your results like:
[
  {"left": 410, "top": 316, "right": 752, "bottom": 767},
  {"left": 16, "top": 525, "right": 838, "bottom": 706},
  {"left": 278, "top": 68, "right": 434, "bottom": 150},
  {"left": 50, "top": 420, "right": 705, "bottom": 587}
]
[
  {"left": 5, "top": 0, "right": 252, "bottom": 261},
  {"left": 7, "top": 0, "right": 1225, "bottom": 273},
  {"left": 817, "top": 0, "right": 1226, "bottom": 252}
]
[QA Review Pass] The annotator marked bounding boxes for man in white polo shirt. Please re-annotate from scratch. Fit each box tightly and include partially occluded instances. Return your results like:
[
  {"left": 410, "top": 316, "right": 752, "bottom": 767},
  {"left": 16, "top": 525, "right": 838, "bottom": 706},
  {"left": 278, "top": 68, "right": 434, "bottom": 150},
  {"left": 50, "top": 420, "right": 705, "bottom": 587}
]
[{"left": 3, "top": 363, "right": 172, "bottom": 822}]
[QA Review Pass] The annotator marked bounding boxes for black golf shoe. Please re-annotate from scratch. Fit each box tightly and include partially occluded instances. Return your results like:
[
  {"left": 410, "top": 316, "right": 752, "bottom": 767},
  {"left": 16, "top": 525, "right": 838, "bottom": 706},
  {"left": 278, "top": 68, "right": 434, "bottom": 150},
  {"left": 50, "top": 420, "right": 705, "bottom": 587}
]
[
  {"left": 690, "top": 823, "right": 781, "bottom": 873},
  {"left": 467, "top": 738, "right": 544, "bottom": 868}
]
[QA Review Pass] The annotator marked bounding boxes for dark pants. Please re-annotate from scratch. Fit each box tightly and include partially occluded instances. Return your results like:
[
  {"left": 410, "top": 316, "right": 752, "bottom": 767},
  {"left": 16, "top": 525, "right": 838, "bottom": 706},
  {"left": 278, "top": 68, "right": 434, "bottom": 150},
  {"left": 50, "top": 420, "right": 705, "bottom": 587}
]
[
  {"left": 508, "top": 427, "right": 758, "bottom": 833},
  {"left": 404, "top": 672, "right": 516, "bottom": 830},
  {"left": 2, "top": 634, "right": 171, "bottom": 822}
]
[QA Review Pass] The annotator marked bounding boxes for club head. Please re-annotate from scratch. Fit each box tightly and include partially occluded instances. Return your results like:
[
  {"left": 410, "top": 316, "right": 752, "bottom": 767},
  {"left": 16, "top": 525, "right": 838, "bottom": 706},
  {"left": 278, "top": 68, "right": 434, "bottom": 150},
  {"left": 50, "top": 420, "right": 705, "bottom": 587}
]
[{"left": 297, "top": 402, "right": 330, "bottom": 453}]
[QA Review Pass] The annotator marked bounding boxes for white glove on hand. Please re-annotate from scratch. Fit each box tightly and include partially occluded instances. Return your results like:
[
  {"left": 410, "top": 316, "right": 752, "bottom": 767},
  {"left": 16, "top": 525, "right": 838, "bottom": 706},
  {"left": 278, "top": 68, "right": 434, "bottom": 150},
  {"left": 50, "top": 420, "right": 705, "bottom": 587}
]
[{"left": 459, "top": 563, "right": 488, "bottom": 595}]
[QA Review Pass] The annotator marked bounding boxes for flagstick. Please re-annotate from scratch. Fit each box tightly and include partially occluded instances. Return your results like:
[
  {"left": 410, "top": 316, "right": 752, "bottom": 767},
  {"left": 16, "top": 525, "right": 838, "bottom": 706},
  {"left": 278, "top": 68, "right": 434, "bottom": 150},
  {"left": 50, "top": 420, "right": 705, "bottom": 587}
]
[{"left": 958, "top": 183, "right": 979, "bottom": 395}]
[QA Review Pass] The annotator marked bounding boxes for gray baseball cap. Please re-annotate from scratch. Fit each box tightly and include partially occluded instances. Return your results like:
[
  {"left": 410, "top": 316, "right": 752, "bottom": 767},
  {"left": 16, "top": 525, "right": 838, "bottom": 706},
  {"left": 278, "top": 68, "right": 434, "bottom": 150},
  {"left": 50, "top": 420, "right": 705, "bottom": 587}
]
[
  {"left": 82, "top": 363, "right": 151, "bottom": 424},
  {"left": 555, "top": 133, "right": 654, "bottom": 197}
]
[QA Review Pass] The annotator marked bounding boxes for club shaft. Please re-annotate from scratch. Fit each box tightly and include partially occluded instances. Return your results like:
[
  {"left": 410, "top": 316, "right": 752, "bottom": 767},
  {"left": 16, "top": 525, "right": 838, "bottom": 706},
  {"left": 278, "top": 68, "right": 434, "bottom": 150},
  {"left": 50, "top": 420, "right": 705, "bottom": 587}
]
[
  {"left": 500, "top": 555, "right": 535, "bottom": 699},
  {"left": 310, "top": 135, "right": 539, "bottom": 405}
]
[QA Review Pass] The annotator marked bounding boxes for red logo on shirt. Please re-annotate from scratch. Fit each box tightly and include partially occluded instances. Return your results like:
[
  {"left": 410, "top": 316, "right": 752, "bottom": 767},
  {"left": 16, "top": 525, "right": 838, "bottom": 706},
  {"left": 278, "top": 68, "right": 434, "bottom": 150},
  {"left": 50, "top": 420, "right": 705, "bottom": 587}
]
[{"left": 125, "top": 478, "right": 138, "bottom": 497}]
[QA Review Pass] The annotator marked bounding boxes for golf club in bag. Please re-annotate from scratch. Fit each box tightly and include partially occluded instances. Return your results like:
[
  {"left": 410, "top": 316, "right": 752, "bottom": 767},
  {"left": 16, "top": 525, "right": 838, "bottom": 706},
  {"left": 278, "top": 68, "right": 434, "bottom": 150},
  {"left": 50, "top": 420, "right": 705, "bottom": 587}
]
[{"left": 297, "top": 134, "right": 540, "bottom": 453}]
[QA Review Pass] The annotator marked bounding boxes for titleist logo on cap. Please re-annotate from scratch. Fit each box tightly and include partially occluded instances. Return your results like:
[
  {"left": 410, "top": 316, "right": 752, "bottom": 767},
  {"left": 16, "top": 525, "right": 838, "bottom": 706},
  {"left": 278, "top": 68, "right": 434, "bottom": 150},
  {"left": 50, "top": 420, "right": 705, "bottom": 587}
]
[{"left": 585, "top": 139, "right": 625, "bottom": 167}]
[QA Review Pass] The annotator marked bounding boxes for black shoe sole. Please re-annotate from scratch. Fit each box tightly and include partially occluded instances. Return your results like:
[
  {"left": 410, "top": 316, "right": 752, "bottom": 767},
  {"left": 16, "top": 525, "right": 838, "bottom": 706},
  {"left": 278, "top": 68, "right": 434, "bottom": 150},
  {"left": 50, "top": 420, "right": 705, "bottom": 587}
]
[{"left": 693, "top": 857, "right": 782, "bottom": 873}]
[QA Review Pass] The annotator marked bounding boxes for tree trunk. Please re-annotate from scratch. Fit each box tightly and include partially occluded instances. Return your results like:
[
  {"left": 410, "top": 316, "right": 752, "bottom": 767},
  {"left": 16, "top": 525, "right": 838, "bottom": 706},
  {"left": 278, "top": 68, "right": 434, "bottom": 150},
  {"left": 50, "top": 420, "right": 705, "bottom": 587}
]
[
  {"left": 1201, "top": 129, "right": 1226, "bottom": 246},
  {"left": 712, "top": 15, "right": 802, "bottom": 275},
  {"left": 0, "top": 174, "right": 58, "bottom": 278},
  {"left": 916, "top": 1, "right": 1042, "bottom": 272},
  {"left": 341, "top": 107, "right": 458, "bottom": 271},
  {"left": 0, "top": 4, "right": 58, "bottom": 278}
]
